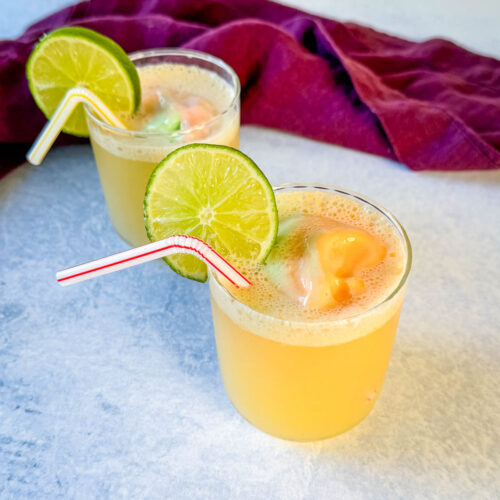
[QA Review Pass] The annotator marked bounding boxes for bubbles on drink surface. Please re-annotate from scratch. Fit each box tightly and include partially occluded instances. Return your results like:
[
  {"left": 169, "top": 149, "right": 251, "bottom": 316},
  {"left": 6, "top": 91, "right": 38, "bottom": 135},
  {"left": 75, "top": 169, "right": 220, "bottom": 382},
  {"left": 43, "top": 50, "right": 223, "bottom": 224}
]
[
  {"left": 123, "top": 63, "right": 232, "bottom": 138},
  {"left": 226, "top": 191, "right": 406, "bottom": 322},
  {"left": 91, "top": 62, "right": 238, "bottom": 164}
]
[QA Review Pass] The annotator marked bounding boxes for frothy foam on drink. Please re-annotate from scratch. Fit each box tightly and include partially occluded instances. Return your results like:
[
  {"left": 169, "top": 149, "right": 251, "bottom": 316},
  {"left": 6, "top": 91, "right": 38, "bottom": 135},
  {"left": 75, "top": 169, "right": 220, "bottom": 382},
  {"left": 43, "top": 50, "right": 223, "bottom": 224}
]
[
  {"left": 89, "top": 63, "right": 236, "bottom": 162},
  {"left": 125, "top": 64, "right": 233, "bottom": 130},
  {"left": 209, "top": 190, "right": 408, "bottom": 346}
]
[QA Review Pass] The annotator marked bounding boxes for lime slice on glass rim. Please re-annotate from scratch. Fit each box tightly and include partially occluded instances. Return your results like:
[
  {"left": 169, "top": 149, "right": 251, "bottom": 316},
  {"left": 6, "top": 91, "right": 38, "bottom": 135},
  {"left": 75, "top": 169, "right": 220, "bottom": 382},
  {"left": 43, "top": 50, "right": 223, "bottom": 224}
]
[
  {"left": 26, "top": 26, "right": 140, "bottom": 136},
  {"left": 144, "top": 144, "right": 279, "bottom": 282}
]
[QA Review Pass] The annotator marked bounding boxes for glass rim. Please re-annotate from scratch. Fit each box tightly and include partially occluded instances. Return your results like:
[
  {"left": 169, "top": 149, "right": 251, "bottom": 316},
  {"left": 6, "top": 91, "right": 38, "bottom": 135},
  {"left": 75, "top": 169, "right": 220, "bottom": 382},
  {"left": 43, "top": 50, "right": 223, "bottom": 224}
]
[
  {"left": 84, "top": 48, "right": 241, "bottom": 138},
  {"left": 209, "top": 183, "right": 412, "bottom": 325}
]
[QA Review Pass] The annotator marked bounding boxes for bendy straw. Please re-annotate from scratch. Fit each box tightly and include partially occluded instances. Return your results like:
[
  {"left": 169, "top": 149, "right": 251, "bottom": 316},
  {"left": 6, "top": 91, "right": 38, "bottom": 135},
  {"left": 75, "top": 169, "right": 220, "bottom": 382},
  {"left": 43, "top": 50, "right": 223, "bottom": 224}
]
[
  {"left": 56, "top": 234, "right": 251, "bottom": 288},
  {"left": 27, "top": 87, "right": 127, "bottom": 165}
]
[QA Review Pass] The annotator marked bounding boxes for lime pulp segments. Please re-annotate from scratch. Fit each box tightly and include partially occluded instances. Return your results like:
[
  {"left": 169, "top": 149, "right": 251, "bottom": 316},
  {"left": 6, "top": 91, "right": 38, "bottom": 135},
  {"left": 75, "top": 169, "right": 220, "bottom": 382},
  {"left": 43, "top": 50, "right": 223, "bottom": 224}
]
[
  {"left": 144, "top": 144, "right": 279, "bottom": 282},
  {"left": 26, "top": 26, "right": 140, "bottom": 136}
]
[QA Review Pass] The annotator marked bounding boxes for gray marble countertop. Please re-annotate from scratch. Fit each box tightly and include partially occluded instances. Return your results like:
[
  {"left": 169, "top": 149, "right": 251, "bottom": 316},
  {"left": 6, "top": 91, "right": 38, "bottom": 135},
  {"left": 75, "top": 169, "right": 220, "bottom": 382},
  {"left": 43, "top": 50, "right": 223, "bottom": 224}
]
[{"left": 1, "top": 1, "right": 500, "bottom": 499}]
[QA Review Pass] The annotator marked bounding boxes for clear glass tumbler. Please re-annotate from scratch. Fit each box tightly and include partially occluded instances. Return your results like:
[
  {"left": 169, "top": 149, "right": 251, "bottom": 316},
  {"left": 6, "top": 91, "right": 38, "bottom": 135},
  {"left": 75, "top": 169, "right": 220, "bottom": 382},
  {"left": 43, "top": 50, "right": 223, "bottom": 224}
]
[
  {"left": 86, "top": 49, "right": 240, "bottom": 247},
  {"left": 209, "top": 184, "right": 412, "bottom": 441}
]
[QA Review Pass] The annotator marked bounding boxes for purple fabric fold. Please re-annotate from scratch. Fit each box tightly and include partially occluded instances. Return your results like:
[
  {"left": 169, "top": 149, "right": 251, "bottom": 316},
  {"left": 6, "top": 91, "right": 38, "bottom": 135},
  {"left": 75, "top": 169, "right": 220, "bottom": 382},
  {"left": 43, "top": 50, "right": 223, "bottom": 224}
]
[{"left": 1, "top": 0, "right": 499, "bottom": 175}]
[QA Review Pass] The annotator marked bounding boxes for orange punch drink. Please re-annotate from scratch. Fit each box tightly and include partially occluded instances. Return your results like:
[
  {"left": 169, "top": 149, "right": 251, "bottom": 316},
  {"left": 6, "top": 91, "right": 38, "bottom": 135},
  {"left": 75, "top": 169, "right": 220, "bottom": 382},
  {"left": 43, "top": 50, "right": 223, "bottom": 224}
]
[
  {"left": 86, "top": 49, "right": 240, "bottom": 247},
  {"left": 209, "top": 184, "right": 411, "bottom": 441}
]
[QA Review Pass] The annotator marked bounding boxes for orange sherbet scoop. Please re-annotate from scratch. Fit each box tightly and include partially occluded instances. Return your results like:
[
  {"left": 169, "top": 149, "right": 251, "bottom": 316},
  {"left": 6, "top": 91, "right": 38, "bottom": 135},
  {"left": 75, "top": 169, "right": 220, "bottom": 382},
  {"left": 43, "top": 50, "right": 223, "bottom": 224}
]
[
  {"left": 266, "top": 216, "right": 386, "bottom": 310},
  {"left": 299, "top": 228, "right": 386, "bottom": 309}
]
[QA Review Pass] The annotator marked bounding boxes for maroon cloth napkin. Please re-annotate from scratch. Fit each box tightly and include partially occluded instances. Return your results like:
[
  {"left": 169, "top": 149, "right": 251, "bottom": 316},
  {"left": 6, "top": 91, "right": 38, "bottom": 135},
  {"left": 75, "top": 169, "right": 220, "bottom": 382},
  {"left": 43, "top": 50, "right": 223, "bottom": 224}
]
[{"left": 1, "top": 0, "right": 500, "bottom": 175}]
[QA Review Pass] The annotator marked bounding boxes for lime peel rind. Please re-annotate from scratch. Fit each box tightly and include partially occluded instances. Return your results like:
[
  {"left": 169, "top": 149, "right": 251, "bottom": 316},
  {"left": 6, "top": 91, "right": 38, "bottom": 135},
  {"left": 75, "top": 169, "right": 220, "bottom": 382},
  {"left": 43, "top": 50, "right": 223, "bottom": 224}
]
[
  {"left": 26, "top": 26, "right": 140, "bottom": 137},
  {"left": 144, "top": 144, "right": 278, "bottom": 282}
]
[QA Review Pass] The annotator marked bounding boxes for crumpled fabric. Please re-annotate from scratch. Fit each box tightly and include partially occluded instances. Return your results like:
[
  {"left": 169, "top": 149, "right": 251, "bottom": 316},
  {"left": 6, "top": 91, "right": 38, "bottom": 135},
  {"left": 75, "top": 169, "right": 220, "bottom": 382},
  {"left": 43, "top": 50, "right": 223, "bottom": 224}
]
[{"left": 1, "top": 0, "right": 499, "bottom": 175}]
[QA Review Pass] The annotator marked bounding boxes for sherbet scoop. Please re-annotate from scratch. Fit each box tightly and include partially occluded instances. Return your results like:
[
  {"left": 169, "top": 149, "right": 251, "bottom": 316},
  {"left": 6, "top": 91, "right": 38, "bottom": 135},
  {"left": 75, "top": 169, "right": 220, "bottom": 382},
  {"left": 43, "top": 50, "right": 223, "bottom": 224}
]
[
  {"left": 135, "top": 87, "right": 218, "bottom": 135},
  {"left": 265, "top": 215, "right": 386, "bottom": 310}
]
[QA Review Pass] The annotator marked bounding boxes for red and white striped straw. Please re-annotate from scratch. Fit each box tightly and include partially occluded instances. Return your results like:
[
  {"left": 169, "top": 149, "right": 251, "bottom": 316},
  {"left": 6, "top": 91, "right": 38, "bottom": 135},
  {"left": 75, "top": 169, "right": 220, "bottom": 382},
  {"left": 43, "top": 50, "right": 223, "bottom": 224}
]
[{"left": 56, "top": 235, "right": 251, "bottom": 287}]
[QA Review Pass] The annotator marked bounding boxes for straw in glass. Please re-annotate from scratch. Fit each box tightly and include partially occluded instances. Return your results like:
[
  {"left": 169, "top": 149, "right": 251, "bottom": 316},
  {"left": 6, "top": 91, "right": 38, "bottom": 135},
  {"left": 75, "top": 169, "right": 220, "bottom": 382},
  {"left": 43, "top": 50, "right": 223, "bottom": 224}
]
[
  {"left": 56, "top": 235, "right": 251, "bottom": 288},
  {"left": 27, "top": 87, "right": 127, "bottom": 165}
]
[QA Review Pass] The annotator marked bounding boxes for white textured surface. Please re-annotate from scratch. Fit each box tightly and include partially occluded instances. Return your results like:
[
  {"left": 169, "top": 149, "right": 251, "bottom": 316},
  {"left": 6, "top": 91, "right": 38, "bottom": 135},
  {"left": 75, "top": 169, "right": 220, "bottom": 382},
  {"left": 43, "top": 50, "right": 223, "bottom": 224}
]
[
  {"left": 2, "top": 1, "right": 500, "bottom": 499},
  {"left": 2, "top": 130, "right": 500, "bottom": 499}
]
